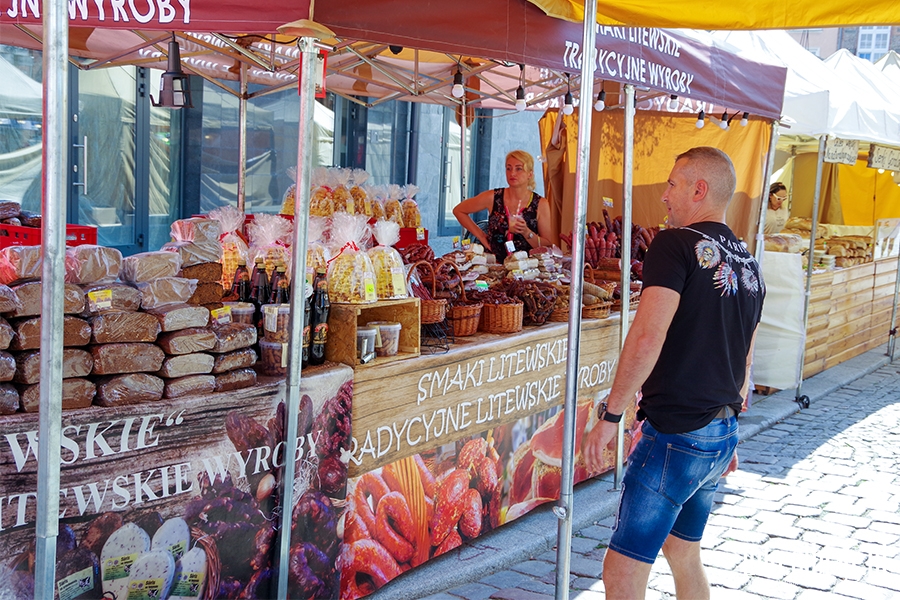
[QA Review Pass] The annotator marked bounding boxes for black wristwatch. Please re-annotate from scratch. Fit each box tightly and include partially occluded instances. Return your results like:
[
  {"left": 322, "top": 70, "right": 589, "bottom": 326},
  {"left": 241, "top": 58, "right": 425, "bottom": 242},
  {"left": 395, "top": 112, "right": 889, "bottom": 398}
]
[{"left": 598, "top": 402, "right": 622, "bottom": 423}]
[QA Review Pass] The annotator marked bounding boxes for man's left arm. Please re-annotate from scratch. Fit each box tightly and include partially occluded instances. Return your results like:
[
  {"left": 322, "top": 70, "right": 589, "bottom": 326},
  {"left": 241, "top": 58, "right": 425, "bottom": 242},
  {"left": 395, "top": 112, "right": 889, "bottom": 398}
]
[{"left": 582, "top": 285, "right": 680, "bottom": 471}]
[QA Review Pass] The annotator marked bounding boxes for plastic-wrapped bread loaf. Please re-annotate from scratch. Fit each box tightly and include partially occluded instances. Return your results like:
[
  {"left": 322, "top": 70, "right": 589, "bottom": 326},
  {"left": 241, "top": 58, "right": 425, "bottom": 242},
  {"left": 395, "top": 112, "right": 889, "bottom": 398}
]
[
  {"left": 90, "top": 343, "right": 165, "bottom": 375},
  {"left": 95, "top": 373, "right": 165, "bottom": 407},
  {"left": 161, "top": 241, "right": 223, "bottom": 268},
  {"left": 156, "top": 327, "right": 216, "bottom": 355},
  {"left": 91, "top": 311, "right": 161, "bottom": 344},
  {"left": 0, "top": 351, "right": 14, "bottom": 382},
  {"left": 214, "top": 368, "right": 257, "bottom": 393},
  {"left": 211, "top": 347, "right": 257, "bottom": 373},
  {"left": 209, "top": 322, "right": 257, "bottom": 353},
  {"left": 0, "top": 383, "right": 18, "bottom": 414},
  {"left": 187, "top": 282, "right": 224, "bottom": 305},
  {"left": 14, "top": 348, "right": 93, "bottom": 384},
  {"left": 0, "top": 317, "right": 12, "bottom": 350},
  {"left": 178, "top": 262, "right": 223, "bottom": 283},
  {"left": 17, "top": 210, "right": 40, "bottom": 228},
  {"left": 156, "top": 353, "right": 214, "bottom": 378},
  {"left": 20, "top": 378, "right": 96, "bottom": 412},
  {"left": 0, "top": 201, "right": 20, "bottom": 220},
  {"left": 170, "top": 217, "right": 221, "bottom": 244},
  {"left": 137, "top": 278, "right": 198, "bottom": 310},
  {"left": 0, "top": 246, "right": 41, "bottom": 285},
  {"left": 8, "top": 282, "right": 85, "bottom": 318},
  {"left": 64, "top": 245, "right": 123, "bottom": 285},
  {"left": 164, "top": 374, "right": 215, "bottom": 399},
  {"left": 145, "top": 304, "right": 210, "bottom": 332},
  {"left": 0, "top": 284, "right": 22, "bottom": 314},
  {"left": 80, "top": 283, "right": 142, "bottom": 317},
  {"left": 10, "top": 315, "right": 92, "bottom": 350},
  {"left": 121, "top": 251, "right": 182, "bottom": 283}
]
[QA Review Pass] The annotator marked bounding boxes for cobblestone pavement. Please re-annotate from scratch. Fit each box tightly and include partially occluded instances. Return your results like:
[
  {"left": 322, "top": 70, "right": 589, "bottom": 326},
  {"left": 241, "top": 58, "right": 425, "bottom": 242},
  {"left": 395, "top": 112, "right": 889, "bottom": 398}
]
[{"left": 426, "top": 364, "right": 900, "bottom": 600}]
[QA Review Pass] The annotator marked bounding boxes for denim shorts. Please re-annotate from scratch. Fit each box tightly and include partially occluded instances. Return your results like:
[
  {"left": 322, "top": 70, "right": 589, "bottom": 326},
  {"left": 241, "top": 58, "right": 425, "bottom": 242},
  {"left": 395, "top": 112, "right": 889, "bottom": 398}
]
[{"left": 608, "top": 415, "right": 738, "bottom": 564}]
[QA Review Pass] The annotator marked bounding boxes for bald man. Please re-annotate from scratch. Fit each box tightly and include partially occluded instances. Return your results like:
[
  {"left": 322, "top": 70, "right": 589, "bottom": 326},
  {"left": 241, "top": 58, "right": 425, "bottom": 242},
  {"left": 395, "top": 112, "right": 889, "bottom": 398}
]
[{"left": 582, "top": 147, "right": 765, "bottom": 599}]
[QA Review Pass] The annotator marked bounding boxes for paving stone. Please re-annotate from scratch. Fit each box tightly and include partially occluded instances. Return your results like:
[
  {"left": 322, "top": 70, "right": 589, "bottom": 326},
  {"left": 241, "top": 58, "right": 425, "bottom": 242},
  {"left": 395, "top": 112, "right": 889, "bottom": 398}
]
[
  {"left": 567, "top": 556, "right": 603, "bottom": 579},
  {"left": 869, "top": 521, "right": 900, "bottom": 536},
  {"left": 822, "top": 501, "right": 868, "bottom": 516},
  {"left": 489, "top": 588, "right": 553, "bottom": 600},
  {"left": 744, "top": 576, "right": 801, "bottom": 599},
  {"left": 711, "top": 590, "right": 767, "bottom": 600},
  {"left": 801, "top": 531, "right": 858, "bottom": 549},
  {"left": 706, "top": 566, "right": 750, "bottom": 589},
  {"left": 865, "top": 569, "right": 900, "bottom": 592},
  {"left": 736, "top": 559, "right": 790, "bottom": 579},
  {"left": 721, "top": 529, "right": 769, "bottom": 544},
  {"left": 566, "top": 589, "right": 606, "bottom": 600},
  {"left": 795, "top": 517, "right": 855, "bottom": 537},
  {"left": 737, "top": 497, "right": 783, "bottom": 512},
  {"left": 858, "top": 542, "right": 900, "bottom": 559},
  {"left": 713, "top": 504, "right": 759, "bottom": 518},
  {"left": 703, "top": 549, "right": 744, "bottom": 570},
  {"left": 785, "top": 568, "right": 837, "bottom": 591},
  {"left": 479, "top": 571, "right": 537, "bottom": 589},
  {"left": 854, "top": 529, "right": 899, "bottom": 546},
  {"left": 708, "top": 514, "right": 757, "bottom": 531},
  {"left": 422, "top": 594, "right": 462, "bottom": 600},
  {"left": 575, "top": 525, "right": 610, "bottom": 541},
  {"left": 446, "top": 582, "right": 501, "bottom": 600},
  {"left": 865, "top": 556, "right": 900, "bottom": 575},
  {"left": 646, "top": 572, "right": 675, "bottom": 596},
  {"left": 510, "top": 560, "right": 556, "bottom": 577},
  {"left": 755, "top": 520, "right": 802, "bottom": 540},
  {"left": 870, "top": 510, "right": 900, "bottom": 525},
  {"left": 570, "top": 536, "right": 603, "bottom": 554},
  {"left": 767, "top": 549, "right": 818, "bottom": 570},
  {"left": 814, "top": 558, "right": 873, "bottom": 581},
  {"left": 782, "top": 504, "right": 824, "bottom": 517},
  {"left": 517, "top": 579, "right": 557, "bottom": 596},
  {"left": 832, "top": 579, "right": 898, "bottom": 600},
  {"left": 822, "top": 512, "right": 872, "bottom": 528}
]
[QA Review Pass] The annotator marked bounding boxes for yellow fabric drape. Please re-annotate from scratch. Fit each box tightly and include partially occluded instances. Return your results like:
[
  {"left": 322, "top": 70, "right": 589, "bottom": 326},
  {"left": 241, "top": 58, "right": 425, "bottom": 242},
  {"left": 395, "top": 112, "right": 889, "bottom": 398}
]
[
  {"left": 788, "top": 154, "right": 844, "bottom": 225},
  {"left": 525, "top": 0, "right": 900, "bottom": 31},
  {"left": 539, "top": 109, "right": 770, "bottom": 252}
]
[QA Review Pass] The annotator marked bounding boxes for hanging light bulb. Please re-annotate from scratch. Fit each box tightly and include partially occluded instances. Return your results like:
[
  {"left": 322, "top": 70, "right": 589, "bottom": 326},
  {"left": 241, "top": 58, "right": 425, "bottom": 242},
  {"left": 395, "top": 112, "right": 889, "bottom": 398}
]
[
  {"left": 515, "top": 85, "right": 527, "bottom": 112},
  {"left": 451, "top": 69, "right": 464, "bottom": 98},
  {"left": 719, "top": 110, "right": 729, "bottom": 130},
  {"left": 740, "top": 112, "right": 749, "bottom": 126},
  {"left": 696, "top": 110, "right": 705, "bottom": 129},
  {"left": 593, "top": 90, "right": 606, "bottom": 112},
  {"left": 563, "top": 91, "right": 574, "bottom": 115}
]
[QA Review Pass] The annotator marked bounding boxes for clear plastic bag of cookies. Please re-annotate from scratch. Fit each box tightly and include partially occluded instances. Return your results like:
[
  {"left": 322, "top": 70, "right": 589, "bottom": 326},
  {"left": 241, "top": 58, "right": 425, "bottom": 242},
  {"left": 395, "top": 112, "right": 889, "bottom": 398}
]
[
  {"left": 331, "top": 168, "right": 355, "bottom": 215},
  {"left": 247, "top": 213, "right": 293, "bottom": 279},
  {"left": 367, "top": 220, "right": 408, "bottom": 299},
  {"left": 208, "top": 205, "right": 249, "bottom": 288},
  {"left": 401, "top": 184, "right": 422, "bottom": 228},
  {"left": 351, "top": 169, "right": 372, "bottom": 217},
  {"left": 368, "top": 184, "right": 386, "bottom": 220},
  {"left": 310, "top": 166, "right": 335, "bottom": 217},
  {"left": 384, "top": 183, "right": 404, "bottom": 227},
  {"left": 327, "top": 214, "right": 377, "bottom": 304},
  {"left": 306, "top": 217, "right": 330, "bottom": 287},
  {"left": 280, "top": 166, "right": 297, "bottom": 216}
]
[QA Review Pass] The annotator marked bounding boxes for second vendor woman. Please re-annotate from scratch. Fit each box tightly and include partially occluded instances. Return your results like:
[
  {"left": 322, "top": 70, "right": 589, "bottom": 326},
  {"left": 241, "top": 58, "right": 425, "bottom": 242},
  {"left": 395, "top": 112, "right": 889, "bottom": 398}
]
[{"left": 453, "top": 150, "right": 553, "bottom": 260}]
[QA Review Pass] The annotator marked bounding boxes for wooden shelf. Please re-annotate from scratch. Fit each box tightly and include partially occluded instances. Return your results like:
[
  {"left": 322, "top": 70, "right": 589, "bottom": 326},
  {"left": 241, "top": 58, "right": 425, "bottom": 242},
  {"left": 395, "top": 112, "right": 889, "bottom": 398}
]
[{"left": 325, "top": 298, "right": 420, "bottom": 368}]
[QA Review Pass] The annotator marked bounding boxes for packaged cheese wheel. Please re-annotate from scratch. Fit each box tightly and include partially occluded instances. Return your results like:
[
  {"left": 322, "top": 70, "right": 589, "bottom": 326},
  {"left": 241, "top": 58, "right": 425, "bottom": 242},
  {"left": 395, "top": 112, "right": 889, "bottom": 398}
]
[
  {"left": 0, "top": 245, "right": 41, "bottom": 286},
  {"left": 0, "top": 317, "right": 12, "bottom": 350},
  {"left": 121, "top": 251, "right": 182, "bottom": 283},
  {"left": 146, "top": 303, "right": 210, "bottom": 332},
  {"left": 10, "top": 315, "right": 92, "bottom": 350},
  {"left": 14, "top": 348, "right": 93, "bottom": 384},
  {"left": 170, "top": 217, "right": 221, "bottom": 244},
  {"left": 137, "top": 277, "right": 198, "bottom": 310},
  {"left": 0, "top": 383, "right": 18, "bottom": 414},
  {"left": 211, "top": 347, "right": 257, "bottom": 374},
  {"left": 157, "top": 353, "right": 214, "bottom": 378},
  {"left": 214, "top": 367, "right": 257, "bottom": 392},
  {"left": 101, "top": 523, "right": 151, "bottom": 600},
  {"left": 164, "top": 374, "right": 215, "bottom": 399},
  {"left": 157, "top": 327, "right": 216, "bottom": 355},
  {"left": 7, "top": 281, "right": 85, "bottom": 318},
  {"left": 95, "top": 373, "right": 165, "bottom": 406},
  {"left": 91, "top": 343, "right": 165, "bottom": 375},
  {"left": 125, "top": 550, "right": 175, "bottom": 600},
  {"left": 170, "top": 546, "right": 207, "bottom": 600},
  {"left": 91, "top": 311, "right": 161, "bottom": 344},
  {"left": 55, "top": 546, "right": 101, "bottom": 600},
  {"left": 19, "top": 377, "right": 96, "bottom": 412},
  {"left": 151, "top": 518, "right": 190, "bottom": 564},
  {"left": 64, "top": 244, "right": 122, "bottom": 285},
  {"left": 80, "top": 283, "right": 142, "bottom": 316},
  {"left": 209, "top": 322, "right": 257, "bottom": 353},
  {"left": 178, "top": 261, "right": 223, "bottom": 283},
  {"left": 0, "top": 283, "right": 21, "bottom": 314}
]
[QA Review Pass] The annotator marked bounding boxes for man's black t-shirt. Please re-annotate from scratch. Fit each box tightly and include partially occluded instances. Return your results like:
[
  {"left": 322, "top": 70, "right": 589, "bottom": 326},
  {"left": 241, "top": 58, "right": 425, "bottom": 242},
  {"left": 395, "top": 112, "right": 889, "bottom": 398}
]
[{"left": 639, "top": 222, "right": 765, "bottom": 434}]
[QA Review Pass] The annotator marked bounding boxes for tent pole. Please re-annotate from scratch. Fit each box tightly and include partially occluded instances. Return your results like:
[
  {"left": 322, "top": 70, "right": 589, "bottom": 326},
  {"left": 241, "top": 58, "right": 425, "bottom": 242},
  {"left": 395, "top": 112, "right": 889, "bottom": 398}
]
[
  {"left": 755, "top": 121, "right": 780, "bottom": 263},
  {"left": 554, "top": 0, "right": 597, "bottom": 596},
  {"left": 615, "top": 84, "right": 635, "bottom": 488},
  {"left": 460, "top": 96, "right": 468, "bottom": 199},
  {"left": 238, "top": 62, "right": 248, "bottom": 213},
  {"left": 887, "top": 245, "right": 900, "bottom": 360},
  {"left": 34, "top": 0, "right": 69, "bottom": 594},
  {"left": 276, "top": 35, "right": 317, "bottom": 599},
  {"left": 794, "top": 136, "right": 826, "bottom": 408}
]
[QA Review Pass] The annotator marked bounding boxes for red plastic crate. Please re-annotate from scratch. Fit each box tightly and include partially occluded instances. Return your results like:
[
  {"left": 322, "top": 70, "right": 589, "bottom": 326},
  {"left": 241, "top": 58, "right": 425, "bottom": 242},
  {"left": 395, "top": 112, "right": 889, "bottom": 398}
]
[{"left": 0, "top": 223, "right": 98, "bottom": 249}]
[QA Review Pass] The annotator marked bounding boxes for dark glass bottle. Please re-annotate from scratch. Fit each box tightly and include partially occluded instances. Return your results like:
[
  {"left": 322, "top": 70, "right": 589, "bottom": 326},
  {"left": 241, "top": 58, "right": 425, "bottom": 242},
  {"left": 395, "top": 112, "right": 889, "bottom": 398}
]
[
  {"left": 230, "top": 259, "right": 251, "bottom": 303},
  {"left": 250, "top": 257, "right": 269, "bottom": 307},
  {"left": 268, "top": 263, "right": 283, "bottom": 305},
  {"left": 272, "top": 266, "right": 291, "bottom": 304},
  {"left": 309, "top": 269, "right": 330, "bottom": 366},
  {"left": 301, "top": 288, "right": 312, "bottom": 368}
]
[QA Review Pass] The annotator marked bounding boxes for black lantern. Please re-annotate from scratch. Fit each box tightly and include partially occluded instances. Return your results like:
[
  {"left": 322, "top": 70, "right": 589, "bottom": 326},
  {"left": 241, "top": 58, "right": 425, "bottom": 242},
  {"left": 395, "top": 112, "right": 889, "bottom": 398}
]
[{"left": 152, "top": 36, "right": 192, "bottom": 109}]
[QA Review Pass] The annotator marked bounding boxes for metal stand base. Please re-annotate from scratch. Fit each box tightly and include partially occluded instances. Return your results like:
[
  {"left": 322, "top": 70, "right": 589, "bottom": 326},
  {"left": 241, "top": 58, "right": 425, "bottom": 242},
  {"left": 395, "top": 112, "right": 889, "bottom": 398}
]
[
  {"left": 421, "top": 321, "right": 451, "bottom": 354},
  {"left": 795, "top": 395, "right": 810, "bottom": 409}
]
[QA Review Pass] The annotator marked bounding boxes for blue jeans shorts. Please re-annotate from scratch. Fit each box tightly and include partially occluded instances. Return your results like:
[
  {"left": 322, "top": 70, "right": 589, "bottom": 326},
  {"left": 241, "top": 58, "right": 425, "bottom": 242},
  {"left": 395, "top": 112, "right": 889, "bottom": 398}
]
[{"left": 608, "top": 415, "right": 738, "bottom": 564}]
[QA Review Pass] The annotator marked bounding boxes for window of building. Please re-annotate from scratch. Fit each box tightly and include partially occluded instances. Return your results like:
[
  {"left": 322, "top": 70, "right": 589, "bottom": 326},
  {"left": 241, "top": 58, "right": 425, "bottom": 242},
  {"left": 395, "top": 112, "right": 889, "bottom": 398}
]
[{"left": 858, "top": 26, "right": 891, "bottom": 62}]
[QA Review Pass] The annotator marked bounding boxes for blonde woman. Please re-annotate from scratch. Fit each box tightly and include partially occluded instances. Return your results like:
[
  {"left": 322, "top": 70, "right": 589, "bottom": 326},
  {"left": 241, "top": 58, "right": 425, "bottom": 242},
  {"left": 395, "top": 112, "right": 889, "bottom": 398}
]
[{"left": 453, "top": 150, "right": 553, "bottom": 260}]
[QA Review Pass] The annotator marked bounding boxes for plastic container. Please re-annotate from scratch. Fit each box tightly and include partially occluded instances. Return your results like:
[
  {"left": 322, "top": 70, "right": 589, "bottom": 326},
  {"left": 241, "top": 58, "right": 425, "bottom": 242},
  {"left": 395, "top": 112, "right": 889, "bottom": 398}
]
[
  {"left": 223, "top": 302, "right": 255, "bottom": 326},
  {"left": 259, "top": 339, "right": 287, "bottom": 376},
  {"left": 366, "top": 321, "right": 402, "bottom": 357},
  {"left": 262, "top": 303, "right": 291, "bottom": 342},
  {"left": 356, "top": 326, "right": 378, "bottom": 362}
]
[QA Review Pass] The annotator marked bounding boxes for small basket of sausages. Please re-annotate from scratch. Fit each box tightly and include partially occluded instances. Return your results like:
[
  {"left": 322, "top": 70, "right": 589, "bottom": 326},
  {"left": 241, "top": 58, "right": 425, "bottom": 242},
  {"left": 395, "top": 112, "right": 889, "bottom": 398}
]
[
  {"left": 442, "top": 261, "right": 482, "bottom": 337},
  {"left": 504, "top": 279, "right": 558, "bottom": 326},
  {"left": 472, "top": 286, "right": 523, "bottom": 334}
]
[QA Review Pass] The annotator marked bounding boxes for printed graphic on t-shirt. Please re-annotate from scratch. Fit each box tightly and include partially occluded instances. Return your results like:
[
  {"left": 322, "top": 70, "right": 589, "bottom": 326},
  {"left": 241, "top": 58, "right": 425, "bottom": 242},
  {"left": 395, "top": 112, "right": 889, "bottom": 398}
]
[{"left": 687, "top": 228, "right": 760, "bottom": 298}]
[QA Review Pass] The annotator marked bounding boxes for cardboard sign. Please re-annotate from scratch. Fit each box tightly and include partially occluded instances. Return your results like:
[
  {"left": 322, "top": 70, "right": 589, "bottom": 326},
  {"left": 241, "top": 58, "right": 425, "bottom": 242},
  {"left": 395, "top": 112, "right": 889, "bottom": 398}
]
[{"left": 825, "top": 137, "right": 859, "bottom": 165}]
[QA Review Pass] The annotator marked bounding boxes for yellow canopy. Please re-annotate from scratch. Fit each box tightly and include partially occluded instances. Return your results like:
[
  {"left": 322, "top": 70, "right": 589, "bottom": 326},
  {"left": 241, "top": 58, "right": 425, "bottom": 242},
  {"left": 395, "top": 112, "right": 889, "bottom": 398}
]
[{"left": 526, "top": 0, "right": 900, "bottom": 29}]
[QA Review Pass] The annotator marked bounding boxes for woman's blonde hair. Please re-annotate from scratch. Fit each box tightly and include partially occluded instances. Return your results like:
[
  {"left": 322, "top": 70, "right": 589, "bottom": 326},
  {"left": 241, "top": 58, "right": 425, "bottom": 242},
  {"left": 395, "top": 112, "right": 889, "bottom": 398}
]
[{"left": 506, "top": 150, "right": 536, "bottom": 191}]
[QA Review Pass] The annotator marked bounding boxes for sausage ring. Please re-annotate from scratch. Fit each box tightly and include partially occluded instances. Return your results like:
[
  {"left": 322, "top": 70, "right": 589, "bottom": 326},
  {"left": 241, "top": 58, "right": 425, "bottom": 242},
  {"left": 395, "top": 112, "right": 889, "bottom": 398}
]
[{"left": 374, "top": 491, "right": 416, "bottom": 564}]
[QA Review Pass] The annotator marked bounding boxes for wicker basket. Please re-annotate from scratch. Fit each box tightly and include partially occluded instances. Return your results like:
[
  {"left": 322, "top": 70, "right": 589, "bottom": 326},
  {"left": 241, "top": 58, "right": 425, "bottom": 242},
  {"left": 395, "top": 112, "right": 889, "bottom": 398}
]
[
  {"left": 190, "top": 526, "right": 221, "bottom": 600},
  {"left": 408, "top": 260, "right": 447, "bottom": 324},
  {"left": 582, "top": 301, "right": 612, "bottom": 319},
  {"left": 612, "top": 293, "right": 641, "bottom": 313},
  {"left": 443, "top": 261, "right": 482, "bottom": 337},
  {"left": 548, "top": 307, "right": 570, "bottom": 322},
  {"left": 480, "top": 301, "right": 524, "bottom": 334}
]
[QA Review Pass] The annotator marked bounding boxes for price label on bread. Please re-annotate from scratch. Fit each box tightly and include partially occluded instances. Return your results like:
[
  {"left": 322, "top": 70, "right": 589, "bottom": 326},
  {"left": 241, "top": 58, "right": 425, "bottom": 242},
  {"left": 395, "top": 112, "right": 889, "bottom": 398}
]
[
  {"left": 210, "top": 306, "right": 232, "bottom": 325},
  {"left": 87, "top": 289, "right": 113, "bottom": 312}
]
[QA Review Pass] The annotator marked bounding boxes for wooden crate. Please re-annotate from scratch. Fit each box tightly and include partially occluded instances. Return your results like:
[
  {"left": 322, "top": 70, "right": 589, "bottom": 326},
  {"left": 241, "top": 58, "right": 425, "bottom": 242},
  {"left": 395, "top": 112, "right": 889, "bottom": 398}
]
[{"left": 325, "top": 298, "right": 420, "bottom": 368}]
